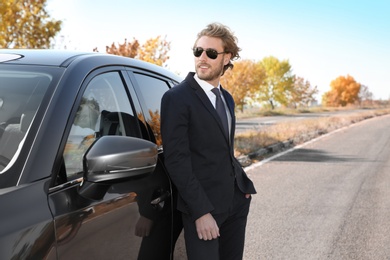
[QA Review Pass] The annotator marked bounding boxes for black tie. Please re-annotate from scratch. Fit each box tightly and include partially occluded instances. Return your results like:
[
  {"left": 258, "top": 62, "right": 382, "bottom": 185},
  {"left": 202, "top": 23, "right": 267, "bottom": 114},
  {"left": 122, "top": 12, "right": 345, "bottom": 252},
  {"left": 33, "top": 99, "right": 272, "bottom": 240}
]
[{"left": 211, "top": 88, "right": 229, "bottom": 138}]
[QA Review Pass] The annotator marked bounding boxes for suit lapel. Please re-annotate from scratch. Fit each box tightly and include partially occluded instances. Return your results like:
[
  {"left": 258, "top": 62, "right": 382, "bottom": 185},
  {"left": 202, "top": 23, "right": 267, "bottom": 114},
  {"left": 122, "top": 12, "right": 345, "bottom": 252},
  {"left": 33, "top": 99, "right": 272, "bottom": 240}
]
[{"left": 186, "top": 74, "right": 230, "bottom": 143}]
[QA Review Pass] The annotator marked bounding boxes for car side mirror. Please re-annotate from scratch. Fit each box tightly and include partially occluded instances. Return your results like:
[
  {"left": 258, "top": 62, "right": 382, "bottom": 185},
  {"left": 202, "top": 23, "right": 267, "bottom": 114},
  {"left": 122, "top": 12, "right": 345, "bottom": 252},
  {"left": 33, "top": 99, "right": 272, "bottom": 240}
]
[{"left": 78, "top": 136, "right": 157, "bottom": 200}]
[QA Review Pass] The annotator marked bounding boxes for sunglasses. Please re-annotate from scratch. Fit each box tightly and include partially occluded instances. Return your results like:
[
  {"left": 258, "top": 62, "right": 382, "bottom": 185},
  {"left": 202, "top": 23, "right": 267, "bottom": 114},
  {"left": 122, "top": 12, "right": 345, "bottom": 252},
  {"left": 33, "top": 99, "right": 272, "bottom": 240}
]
[{"left": 193, "top": 47, "right": 226, "bottom": 59}]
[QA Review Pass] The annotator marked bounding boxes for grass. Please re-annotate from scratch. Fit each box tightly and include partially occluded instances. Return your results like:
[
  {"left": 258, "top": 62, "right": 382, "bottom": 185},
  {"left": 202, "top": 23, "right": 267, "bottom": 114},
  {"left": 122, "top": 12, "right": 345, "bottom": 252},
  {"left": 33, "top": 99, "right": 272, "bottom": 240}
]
[
  {"left": 234, "top": 107, "right": 390, "bottom": 157},
  {"left": 236, "top": 105, "right": 387, "bottom": 119}
]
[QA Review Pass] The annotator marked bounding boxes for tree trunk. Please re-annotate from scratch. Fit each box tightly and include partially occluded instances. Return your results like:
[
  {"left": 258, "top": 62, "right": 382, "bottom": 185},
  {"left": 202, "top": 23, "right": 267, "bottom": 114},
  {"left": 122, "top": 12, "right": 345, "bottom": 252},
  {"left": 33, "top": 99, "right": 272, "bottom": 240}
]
[{"left": 269, "top": 100, "right": 275, "bottom": 110}]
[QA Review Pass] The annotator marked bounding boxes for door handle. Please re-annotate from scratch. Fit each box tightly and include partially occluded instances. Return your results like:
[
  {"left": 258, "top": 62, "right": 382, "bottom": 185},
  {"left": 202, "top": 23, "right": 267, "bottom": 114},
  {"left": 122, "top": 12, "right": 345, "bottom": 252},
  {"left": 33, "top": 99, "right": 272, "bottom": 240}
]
[{"left": 150, "top": 191, "right": 171, "bottom": 205}]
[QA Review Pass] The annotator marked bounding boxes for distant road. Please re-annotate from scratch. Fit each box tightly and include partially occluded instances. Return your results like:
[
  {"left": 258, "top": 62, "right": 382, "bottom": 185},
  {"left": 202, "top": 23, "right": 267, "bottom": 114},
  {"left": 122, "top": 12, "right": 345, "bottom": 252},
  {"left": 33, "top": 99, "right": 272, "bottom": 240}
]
[
  {"left": 244, "top": 114, "right": 390, "bottom": 259},
  {"left": 236, "top": 109, "right": 373, "bottom": 133}
]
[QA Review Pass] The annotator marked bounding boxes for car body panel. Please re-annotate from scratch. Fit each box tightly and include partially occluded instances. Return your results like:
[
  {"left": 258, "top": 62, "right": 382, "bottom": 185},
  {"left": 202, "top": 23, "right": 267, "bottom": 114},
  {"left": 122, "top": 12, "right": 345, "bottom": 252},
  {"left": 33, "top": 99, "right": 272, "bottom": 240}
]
[
  {"left": 0, "top": 49, "right": 184, "bottom": 259},
  {"left": 0, "top": 179, "right": 56, "bottom": 259}
]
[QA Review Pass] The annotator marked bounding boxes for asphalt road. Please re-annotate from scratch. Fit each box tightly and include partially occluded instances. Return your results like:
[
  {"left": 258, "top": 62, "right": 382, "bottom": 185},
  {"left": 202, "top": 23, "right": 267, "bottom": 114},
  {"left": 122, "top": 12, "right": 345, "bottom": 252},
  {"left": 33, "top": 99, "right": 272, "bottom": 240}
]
[{"left": 243, "top": 114, "right": 390, "bottom": 260}]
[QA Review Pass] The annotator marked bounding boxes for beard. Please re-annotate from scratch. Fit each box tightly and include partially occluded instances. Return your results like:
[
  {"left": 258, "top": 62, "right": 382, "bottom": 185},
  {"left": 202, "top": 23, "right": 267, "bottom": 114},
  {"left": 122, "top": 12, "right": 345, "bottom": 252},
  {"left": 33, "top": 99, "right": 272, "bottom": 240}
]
[{"left": 195, "top": 58, "right": 225, "bottom": 82}]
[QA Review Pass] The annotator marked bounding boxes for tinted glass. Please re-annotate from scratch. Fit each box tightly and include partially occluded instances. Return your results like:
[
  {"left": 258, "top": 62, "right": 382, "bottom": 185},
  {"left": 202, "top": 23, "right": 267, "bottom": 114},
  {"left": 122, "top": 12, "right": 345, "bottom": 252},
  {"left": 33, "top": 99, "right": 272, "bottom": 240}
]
[
  {"left": 53, "top": 71, "right": 178, "bottom": 260},
  {"left": 0, "top": 70, "right": 51, "bottom": 173},
  {"left": 133, "top": 73, "right": 170, "bottom": 146},
  {"left": 63, "top": 72, "right": 138, "bottom": 180}
]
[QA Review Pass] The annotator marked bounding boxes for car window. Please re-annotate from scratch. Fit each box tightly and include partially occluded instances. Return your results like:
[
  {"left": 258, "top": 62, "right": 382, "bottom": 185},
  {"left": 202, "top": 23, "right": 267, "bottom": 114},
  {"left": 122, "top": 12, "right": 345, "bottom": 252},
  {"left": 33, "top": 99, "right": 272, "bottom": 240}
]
[
  {"left": 63, "top": 72, "right": 138, "bottom": 180},
  {"left": 0, "top": 70, "right": 51, "bottom": 173},
  {"left": 133, "top": 73, "right": 171, "bottom": 147}
]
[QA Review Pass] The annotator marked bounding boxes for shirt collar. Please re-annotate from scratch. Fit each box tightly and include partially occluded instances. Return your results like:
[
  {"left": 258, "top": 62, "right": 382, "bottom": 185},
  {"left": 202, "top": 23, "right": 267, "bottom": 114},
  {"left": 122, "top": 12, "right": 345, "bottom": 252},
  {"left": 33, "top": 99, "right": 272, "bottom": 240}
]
[{"left": 194, "top": 73, "right": 220, "bottom": 93}]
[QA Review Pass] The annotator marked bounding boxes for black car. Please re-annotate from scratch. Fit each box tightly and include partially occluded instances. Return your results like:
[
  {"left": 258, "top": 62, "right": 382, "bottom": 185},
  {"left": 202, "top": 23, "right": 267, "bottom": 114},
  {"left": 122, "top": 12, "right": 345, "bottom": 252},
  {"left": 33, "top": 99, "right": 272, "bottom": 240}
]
[{"left": 0, "top": 49, "right": 185, "bottom": 259}]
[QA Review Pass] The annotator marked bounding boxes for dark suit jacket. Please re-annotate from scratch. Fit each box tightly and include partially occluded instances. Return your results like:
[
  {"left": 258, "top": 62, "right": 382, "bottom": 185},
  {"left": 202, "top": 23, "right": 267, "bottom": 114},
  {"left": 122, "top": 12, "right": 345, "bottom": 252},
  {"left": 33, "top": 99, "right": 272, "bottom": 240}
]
[{"left": 161, "top": 72, "right": 256, "bottom": 221}]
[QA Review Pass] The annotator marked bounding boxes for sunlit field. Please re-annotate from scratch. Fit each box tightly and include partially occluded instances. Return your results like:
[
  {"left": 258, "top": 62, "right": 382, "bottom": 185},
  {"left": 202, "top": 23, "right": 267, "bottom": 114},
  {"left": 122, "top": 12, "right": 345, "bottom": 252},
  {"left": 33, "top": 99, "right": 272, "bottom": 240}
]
[{"left": 234, "top": 107, "right": 390, "bottom": 158}]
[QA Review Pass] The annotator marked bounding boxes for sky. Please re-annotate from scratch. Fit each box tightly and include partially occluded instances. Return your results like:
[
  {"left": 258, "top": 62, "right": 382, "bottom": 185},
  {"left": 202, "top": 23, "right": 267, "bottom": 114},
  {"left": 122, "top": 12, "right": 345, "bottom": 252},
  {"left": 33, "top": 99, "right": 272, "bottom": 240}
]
[{"left": 46, "top": 0, "right": 390, "bottom": 101}]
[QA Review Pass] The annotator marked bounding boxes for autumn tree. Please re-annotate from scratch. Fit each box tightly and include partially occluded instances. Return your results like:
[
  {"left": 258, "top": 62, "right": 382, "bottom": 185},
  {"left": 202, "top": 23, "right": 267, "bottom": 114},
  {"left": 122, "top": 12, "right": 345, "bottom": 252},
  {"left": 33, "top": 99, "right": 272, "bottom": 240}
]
[
  {"left": 358, "top": 84, "right": 373, "bottom": 106},
  {"left": 147, "top": 109, "right": 162, "bottom": 146},
  {"left": 137, "top": 36, "right": 170, "bottom": 66},
  {"left": 101, "top": 38, "right": 140, "bottom": 58},
  {"left": 96, "top": 36, "right": 170, "bottom": 67},
  {"left": 322, "top": 75, "right": 361, "bottom": 107},
  {"left": 220, "top": 60, "right": 265, "bottom": 112},
  {"left": 0, "top": 0, "right": 62, "bottom": 48},
  {"left": 256, "top": 56, "right": 294, "bottom": 109},
  {"left": 289, "top": 76, "right": 318, "bottom": 108}
]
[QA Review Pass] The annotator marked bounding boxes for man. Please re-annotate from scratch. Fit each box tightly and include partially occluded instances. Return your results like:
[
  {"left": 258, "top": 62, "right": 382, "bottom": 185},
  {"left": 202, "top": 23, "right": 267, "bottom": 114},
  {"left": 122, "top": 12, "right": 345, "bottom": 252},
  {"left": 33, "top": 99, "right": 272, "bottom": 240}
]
[{"left": 161, "top": 23, "right": 256, "bottom": 260}]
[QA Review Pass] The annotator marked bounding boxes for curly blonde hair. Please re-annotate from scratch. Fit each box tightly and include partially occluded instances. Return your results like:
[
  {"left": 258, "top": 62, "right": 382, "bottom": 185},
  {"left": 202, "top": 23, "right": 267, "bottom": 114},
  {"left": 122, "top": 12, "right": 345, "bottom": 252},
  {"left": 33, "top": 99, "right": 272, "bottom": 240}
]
[{"left": 195, "top": 22, "right": 241, "bottom": 75}]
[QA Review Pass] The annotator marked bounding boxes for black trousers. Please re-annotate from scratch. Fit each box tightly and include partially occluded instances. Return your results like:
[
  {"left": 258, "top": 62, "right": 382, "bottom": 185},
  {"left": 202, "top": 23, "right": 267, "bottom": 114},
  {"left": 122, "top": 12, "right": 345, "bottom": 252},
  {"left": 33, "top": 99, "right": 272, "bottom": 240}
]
[{"left": 182, "top": 183, "right": 252, "bottom": 260}]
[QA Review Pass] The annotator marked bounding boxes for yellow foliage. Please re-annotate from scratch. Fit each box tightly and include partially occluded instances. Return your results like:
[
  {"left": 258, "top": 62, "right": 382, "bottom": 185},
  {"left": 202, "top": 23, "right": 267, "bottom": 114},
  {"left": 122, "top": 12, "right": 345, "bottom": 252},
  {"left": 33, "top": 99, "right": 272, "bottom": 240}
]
[
  {"left": 137, "top": 36, "right": 170, "bottom": 66},
  {"left": 0, "top": 0, "right": 62, "bottom": 48},
  {"left": 220, "top": 60, "right": 265, "bottom": 112},
  {"left": 322, "top": 75, "right": 361, "bottom": 107},
  {"left": 257, "top": 56, "right": 294, "bottom": 109},
  {"left": 101, "top": 36, "right": 170, "bottom": 67}
]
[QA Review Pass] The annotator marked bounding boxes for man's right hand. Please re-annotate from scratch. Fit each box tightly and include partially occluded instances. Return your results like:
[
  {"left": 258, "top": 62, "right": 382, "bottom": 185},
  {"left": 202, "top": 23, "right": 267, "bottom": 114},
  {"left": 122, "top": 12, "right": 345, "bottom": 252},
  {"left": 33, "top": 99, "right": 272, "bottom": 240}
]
[{"left": 195, "top": 213, "right": 220, "bottom": 240}]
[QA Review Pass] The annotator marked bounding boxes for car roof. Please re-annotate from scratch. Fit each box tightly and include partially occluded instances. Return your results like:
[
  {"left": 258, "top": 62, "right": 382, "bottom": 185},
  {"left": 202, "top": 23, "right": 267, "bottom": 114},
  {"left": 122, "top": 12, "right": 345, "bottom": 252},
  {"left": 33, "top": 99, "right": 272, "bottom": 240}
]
[
  {"left": 0, "top": 49, "right": 182, "bottom": 81},
  {"left": 0, "top": 49, "right": 98, "bottom": 66}
]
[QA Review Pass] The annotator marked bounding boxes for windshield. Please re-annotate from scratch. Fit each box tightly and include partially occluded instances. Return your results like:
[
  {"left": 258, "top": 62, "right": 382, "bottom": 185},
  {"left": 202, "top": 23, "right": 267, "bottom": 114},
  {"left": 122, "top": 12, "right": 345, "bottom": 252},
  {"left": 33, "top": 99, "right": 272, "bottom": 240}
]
[{"left": 0, "top": 70, "right": 51, "bottom": 172}]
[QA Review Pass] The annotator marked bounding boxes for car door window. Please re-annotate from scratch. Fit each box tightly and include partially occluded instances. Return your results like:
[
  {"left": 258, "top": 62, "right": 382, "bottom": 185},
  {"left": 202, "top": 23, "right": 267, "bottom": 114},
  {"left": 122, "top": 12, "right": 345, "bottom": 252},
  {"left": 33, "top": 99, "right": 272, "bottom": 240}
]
[
  {"left": 63, "top": 72, "right": 138, "bottom": 180},
  {"left": 133, "top": 73, "right": 171, "bottom": 147},
  {"left": 53, "top": 70, "right": 179, "bottom": 260}
]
